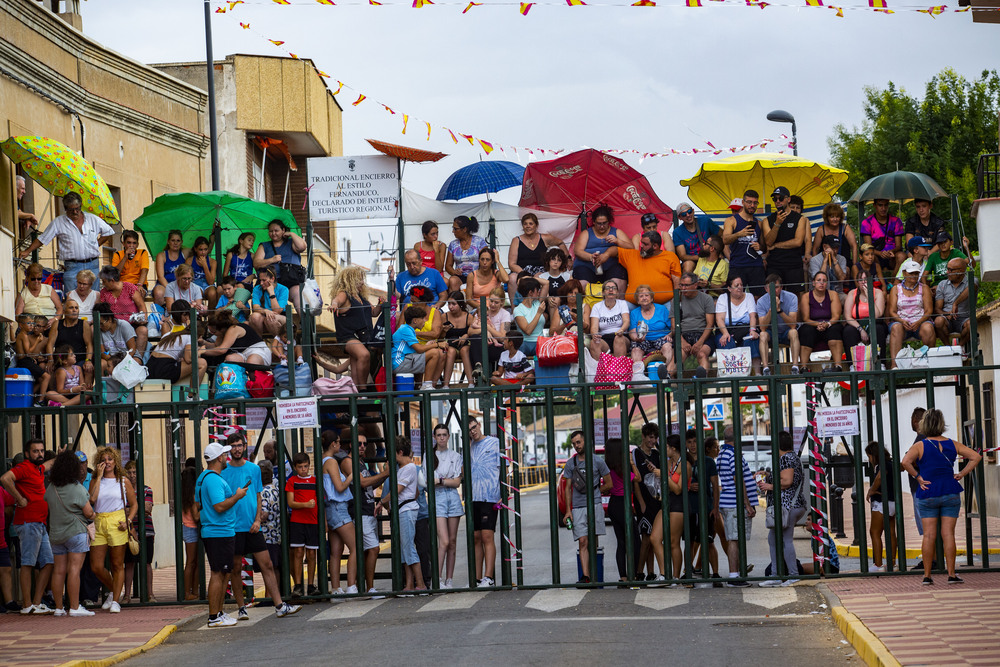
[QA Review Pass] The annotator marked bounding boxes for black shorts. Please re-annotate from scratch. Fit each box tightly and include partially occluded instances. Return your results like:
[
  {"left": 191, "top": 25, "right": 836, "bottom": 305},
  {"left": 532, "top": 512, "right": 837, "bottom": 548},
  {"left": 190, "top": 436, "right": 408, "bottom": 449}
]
[
  {"left": 689, "top": 510, "right": 716, "bottom": 543},
  {"left": 203, "top": 536, "right": 235, "bottom": 574},
  {"left": 146, "top": 355, "right": 181, "bottom": 382},
  {"left": 681, "top": 331, "right": 716, "bottom": 354},
  {"left": 0, "top": 545, "right": 10, "bottom": 568},
  {"left": 572, "top": 262, "right": 627, "bottom": 284},
  {"left": 635, "top": 499, "right": 661, "bottom": 536},
  {"left": 289, "top": 522, "right": 319, "bottom": 549},
  {"left": 729, "top": 265, "right": 767, "bottom": 299},
  {"left": 234, "top": 530, "right": 268, "bottom": 556},
  {"left": 17, "top": 356, "right": 47, "bottom": 380},
  {"left": 472, "top": 501, "right": 498, "bottom": 532},
  {"left": 799, "top": 323, "right": 844, "bottom": 349},
  {"left": 769, "top": 263, "right": 806, "bottom": 295},
  {"left": 124, "top": 535, "right": 155, "bottom": 564}
]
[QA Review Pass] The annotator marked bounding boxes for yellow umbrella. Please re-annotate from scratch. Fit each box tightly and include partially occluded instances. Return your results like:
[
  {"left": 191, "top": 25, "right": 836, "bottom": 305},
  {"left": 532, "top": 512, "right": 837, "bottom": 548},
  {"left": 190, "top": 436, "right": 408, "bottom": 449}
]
[
  {"left": 1, "top": 136, "right": 120, "bottom": 223},
  {"left": 679, "top": 152, "right": 849, "bottom": 215}
]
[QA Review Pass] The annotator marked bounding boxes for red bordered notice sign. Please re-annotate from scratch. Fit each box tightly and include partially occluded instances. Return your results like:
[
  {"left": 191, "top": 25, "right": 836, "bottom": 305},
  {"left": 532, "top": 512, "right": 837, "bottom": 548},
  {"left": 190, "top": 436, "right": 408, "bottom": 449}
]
[
  {"left": 816, "top": 405, "right": 860, "bottom": 438},
  {"left": 276, "top": 397, "right": 319, "bottom": 430}
]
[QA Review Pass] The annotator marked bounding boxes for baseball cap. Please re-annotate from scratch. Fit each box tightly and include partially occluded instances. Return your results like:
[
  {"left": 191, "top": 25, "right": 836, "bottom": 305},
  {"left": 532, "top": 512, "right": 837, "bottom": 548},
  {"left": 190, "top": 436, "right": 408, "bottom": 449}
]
[
  {"left": 75, "top": 450, "right": 87, "bottom": 463},
  {"left": 729, "top": 198, "right": 744, "bottom": 210},
  {"left": 771, "top": 186, "right": 791, "bottom": 200},
  {"left": 675, "top": 203, "right": 694, "bottom": 216},
  {"left": 821, "top": 235, "right": 841, "bottom": 248},
  {"left": 935, "top": 230, "right": 952, "bottom": 243},
  {"left": 906, "top": 236, "right": 932, "bottom": 251},
  {"left": 641, "top": 213, "right": 659, "bottom": 224},
  {"left": 901, "top": 259, "right": 922, "bottom": 274},
  {"left": 203, "top": 442, "right": 232, "bottom": 462}
]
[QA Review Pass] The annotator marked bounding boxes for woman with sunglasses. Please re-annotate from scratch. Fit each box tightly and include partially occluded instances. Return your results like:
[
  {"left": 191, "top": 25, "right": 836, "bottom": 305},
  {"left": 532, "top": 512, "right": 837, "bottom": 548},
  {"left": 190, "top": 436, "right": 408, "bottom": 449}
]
[
  {"left": 16, "top": 262, "right": 63, "bottom": 330},
  {"left": 444, "top": 216, "right": 487, "bottom": 292}
]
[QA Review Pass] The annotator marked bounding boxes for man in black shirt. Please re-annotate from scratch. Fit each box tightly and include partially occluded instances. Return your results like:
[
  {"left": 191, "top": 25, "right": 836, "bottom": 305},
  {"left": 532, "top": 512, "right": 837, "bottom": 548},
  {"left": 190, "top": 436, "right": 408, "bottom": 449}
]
[
  {"left": 761, "top": 186, "right": 809, "bottom": 294},
  {"left": 904, "top": 199, "right": 947, "bottom": 253}
]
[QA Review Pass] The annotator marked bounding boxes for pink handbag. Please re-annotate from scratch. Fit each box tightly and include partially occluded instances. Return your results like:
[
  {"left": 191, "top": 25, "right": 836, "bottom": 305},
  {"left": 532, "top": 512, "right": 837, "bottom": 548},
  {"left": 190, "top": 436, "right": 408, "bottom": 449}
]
[
  {"left": 594, "top": 351, "right": 632, "bottom": 388},
  {"left": 311, "top": 376, "right": 358, "bottom": 396}
]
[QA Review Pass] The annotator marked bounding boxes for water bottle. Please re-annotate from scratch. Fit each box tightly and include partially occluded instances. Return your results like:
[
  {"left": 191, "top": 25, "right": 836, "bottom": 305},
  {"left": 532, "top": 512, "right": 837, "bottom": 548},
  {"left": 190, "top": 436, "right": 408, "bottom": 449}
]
[
  {"left": 559, "top": 305, "right": 573, "bottom": 324},
  {"left": 636, "top": 320, "right": 648, "bottom": 340},
  {"left": 565, "top": 515, "right": 574, "bottom": 532}
]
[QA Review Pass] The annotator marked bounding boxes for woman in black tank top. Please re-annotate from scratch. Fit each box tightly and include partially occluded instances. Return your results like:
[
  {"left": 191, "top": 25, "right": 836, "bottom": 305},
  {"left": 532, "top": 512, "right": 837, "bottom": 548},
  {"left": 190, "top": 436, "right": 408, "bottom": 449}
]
[
  {"left": 202, "top": 311, "right": 269, "bottom": 366},
  {"left": 507, "top": 213, "right": 568, "bottom": 300},
  {"left": 48, "top": 299, "right": 95, "bottom": 387}
]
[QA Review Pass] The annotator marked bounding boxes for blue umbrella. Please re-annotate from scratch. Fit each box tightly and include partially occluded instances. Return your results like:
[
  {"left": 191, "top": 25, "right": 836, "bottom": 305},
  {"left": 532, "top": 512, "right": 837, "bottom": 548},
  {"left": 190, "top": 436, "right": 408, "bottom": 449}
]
[{"left": 436, "top": 160, "right": 525, "bottom": 201}]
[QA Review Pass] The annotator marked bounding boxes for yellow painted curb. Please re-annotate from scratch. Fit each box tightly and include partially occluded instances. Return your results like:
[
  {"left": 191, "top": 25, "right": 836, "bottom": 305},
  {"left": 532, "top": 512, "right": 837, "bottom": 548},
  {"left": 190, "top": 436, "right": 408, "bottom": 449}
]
[
  {"left": 56, "top": 624, "right": 178, "bottom": 667},
  {"left": 520, "top": 481, "right": 549, "bottom": 493},
  {"left": 831, "top": 606, "right": 901, "bottom": 667},
  {"left": 834, "top": 541, "right": 1000, "bottom": 558}
]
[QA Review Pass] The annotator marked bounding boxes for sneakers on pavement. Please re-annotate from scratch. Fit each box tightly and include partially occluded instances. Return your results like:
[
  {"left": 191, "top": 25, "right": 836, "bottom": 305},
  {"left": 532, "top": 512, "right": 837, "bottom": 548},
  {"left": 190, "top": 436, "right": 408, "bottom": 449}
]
[
  {"left": 476, "top": 576, "right": 495, "bottom": 588},
  {"left": 32, "top": 604, "right": 55, "bottom": 615},
  {"left": 367, "top": 588, "right": 384, "bottom": 600},
  {"left": 758, "top": 579, "right": 783, "bottom": 587},
  {"left": 20, "top": 605, "right": 35, "bottom": 615},
  {"left": 208, "top": 614, "right": 238, "bottom": 628},
  {"left": 947, "top": 575, "right": 965, "bottom": 584},
  {"left": 237, "top": 606, "right": 249, "bottom": 621},
  {"left": 275, "top": 602, "right": 301, "bottom": 617},
  {"left": 725, "top": 580, "right": 751, "bottom": 588},
  {"left": 345, "top": 585, "right": 359, "bottom": 595},
  {"left": 53, "top": 608, "right": 67, "bottom": 616},
  {"left": 70, "top": 606, "right": 96, "bottom": 617},
  {"left": 781, "top": 579, "right": 800, "bottom": 587},
  {"left": 109, "top": 601, "right": 121, "bottom": 613},
  {"left": 922, "top": 577, "right": 934, "bottom": 586},
  {"left": 442, "top": 579, "right": 453, "bottom": 589},
  {"left": 307, "top": 585, "right": 320, "bottom": 597},
  {"left": 331, "top": 587, "right": 345, "bottom": 595},
  {"left": 291, "top": 584, "right": 304, "bottom": 598},
  {"left": 102, "top": 593, "right": 114, "bottom": 610},
  {"left": 762, "top": 367, "right": 772, "bottom": 376}
]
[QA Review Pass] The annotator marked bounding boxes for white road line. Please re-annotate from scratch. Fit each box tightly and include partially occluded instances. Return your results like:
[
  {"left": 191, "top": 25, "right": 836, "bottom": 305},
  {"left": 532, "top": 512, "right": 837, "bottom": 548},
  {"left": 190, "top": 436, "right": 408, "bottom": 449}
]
[
  {"left": 309, "top": 598, "right": 386, "bottom": 622},
  {"left": 742, "top": 587, "right": 799, "bottom": 609},
  {"left": 525, "top": 589, "right": 587, "bottom": 613},
  {"left": 417, "top": 591, "right": 488, "bottom": 613},
  {"left": 470, "top": 614, "right": 815, "bottom": 635},
  {"left": 634, "top": 588, "right": 689, "bottom": 610},
  {"left": 197, "top": 606, "right": 272, "bottom": 630}
]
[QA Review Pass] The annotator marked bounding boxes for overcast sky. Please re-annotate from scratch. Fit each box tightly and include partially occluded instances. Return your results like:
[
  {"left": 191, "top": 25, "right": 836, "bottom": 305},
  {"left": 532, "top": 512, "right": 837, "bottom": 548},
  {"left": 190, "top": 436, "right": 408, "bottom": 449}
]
[{"left": 80, "top": 1, "right": 998, "bottom": 268}]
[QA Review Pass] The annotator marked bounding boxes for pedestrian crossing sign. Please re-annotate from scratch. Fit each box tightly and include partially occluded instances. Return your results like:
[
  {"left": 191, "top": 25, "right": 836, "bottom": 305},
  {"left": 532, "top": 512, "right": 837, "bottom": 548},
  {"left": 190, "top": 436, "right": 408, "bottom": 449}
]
[{"left": 705, "top": 402, "right": 725, "bottom": 422}]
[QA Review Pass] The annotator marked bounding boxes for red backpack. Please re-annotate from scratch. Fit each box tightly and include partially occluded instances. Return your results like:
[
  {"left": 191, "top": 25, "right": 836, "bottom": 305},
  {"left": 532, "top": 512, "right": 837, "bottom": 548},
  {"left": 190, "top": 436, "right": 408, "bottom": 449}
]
[{"left": 247, "top": 370, "right": 275, "bottom": 398}]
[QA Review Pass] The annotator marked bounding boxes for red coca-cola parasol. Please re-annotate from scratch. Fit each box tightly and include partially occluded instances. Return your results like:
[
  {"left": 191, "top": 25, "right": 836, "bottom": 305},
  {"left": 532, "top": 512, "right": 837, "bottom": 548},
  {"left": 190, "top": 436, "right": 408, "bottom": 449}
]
[{"left": 518, "top": 149, "right": 673, "bottom": 239}]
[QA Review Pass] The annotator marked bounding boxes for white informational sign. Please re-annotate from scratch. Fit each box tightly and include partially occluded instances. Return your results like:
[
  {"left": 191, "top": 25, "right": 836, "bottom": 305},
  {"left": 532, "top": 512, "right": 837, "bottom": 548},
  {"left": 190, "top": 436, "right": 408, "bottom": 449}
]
[
  {"left": 276, "top": 397, "right": 320, "bottom": 430},
  {"left": 410, "top": 428, "right": 422, "bottom": 460},
  {"left": 593, "top": 420, "right": 622, "bottom": 448},
  {"left": 307, "top": 155, "right": 400, "bottom": 221},
  {"left": 816, "top": 405, "right": 861, "bottom": 438},
  {"left": 705, "top": 400, "right": 725, "bottom": 422},
  {"left": 246, "top": 406, "right": 269, "bottom": 432}
]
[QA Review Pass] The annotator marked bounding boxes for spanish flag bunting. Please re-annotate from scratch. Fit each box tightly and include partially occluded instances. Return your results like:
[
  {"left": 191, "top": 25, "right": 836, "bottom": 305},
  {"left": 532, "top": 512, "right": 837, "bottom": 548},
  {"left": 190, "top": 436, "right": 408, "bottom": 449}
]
[
  {"left": 632, "top": 1, "right": 655, "bottom": 7},
  {"left": 686, "top": 0, "right": 701, "bottom": 7},
  {"left": 566, "top": 0, "right": 586, "bottom": 5},
  {"left": 413, "top": 0, "right": 433, "bottom": 7},
  {"left": 382, "top": 104, "right": 396, "bottom": 115},
  {"left": 352, "top": 93, "right": 366, "bottom": 106},
  {"left": 239, "top": 22, "right": 250, "bottom": 28},
  {"left": 868, "top": 0, "right": 893, "bottom": 12},
  {"left": 447, "top": 129, "right": 459, "bottom": 144},
  {"left": 272, "top": 0, "right": 290, "bottom": 4},
  {"left": 462, "top": 1, "right": 482, "bottom": 11},
  {"left": 289, "top": 53, "right": 299, "bottom": 59},
  {"left": 229, "top": 0, "right": 244, "bottom": 7},
  {"left": 370, "top": 0, "right": 382, "bottom": 5},
  {"left": 333, "top": 81, "right": 344, "bottom": 95},
  {"left": 402, "top": 114, "right": 409, "bottom": 134},
  {"left": 917, "top": 4, "right": 945, "bottom": 14},
  {"left": 519, "top": 2, "right": 534, "bottom": 14},
  {"left": 460, "top": 133, "right": 475, "bottom": 145},
  {"left": 830, "top": 5, "right": 843, "bottom": 16},
  {"left": 215, "top": 7, "right": 226, "bottom": 14},
  {"left": 805, "top": 0, "right": 822, "bottom": 6},
  {"left": 315, "top": 0, "right": 336, "bottom": 4},
  {"left": 269, "top": 39, "right": 285, "bottom": 46},
  {"left": 479, "top": 140, "right": 494, "bottom": 155},
  {"left": 426, "top": 122, "right": 432, "bottom": 141},
  {"left": 317, "top": 70, "right": 330, "bottom": 78}
]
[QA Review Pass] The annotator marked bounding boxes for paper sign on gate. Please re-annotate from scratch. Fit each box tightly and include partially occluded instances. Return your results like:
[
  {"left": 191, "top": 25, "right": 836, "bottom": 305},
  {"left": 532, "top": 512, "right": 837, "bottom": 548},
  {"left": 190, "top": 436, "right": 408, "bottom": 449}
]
[
  {"left": 276, "top": 397, "right": 320, "bottom": 430},
  {"left": 816, "top": 405, "right": 860, "bottom": 438},
  {"left": 246, "top": 406, "right": 269, "bottom": 431}
]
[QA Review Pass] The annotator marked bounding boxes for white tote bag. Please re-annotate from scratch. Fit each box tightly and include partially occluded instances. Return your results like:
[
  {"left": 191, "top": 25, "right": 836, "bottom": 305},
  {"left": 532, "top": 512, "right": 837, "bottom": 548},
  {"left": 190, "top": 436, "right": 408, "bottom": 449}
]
[
  {"left": 716, "top": 346, "right": 752, "bottom": 376},
  {"left": 301, "top": 278, "right": 324, "bottom": 315},
  {"left": 111, "top": 354, "right": 149, "bottom": 389}
]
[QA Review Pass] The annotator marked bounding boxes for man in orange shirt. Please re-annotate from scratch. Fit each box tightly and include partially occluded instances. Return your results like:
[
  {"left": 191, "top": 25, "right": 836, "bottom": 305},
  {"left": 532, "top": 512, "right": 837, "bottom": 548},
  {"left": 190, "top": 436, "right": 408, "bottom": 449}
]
[
  {"left": 616, "top": 231, "right": 681, "bottom": 304},
  {"left": 112, "top": 230, "right": 150, "bottom": 293}
]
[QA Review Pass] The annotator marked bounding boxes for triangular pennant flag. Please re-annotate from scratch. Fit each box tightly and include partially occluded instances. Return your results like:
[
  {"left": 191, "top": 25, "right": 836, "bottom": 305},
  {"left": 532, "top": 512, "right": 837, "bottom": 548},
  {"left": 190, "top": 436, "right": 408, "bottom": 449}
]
[
  {"left": 317, "top": 70, "right": 330, "bottom": 78},
  {"left": 382, "top": 104, "right": 396, "bottom": 115},
  {"left": 239, "top": 22, "right": 251, "bottom": 28},
  {"left": 805, "top": 0, "right": 823, "bottom": 5},
  {"left": 352, "top": 93, "right": 366, "bottom": 106},
  {"left": 215, "top": 6, "right": 227, "bottom": 13},
  {"left": 460, "top": 133, "right": 475, "bottom": 145},
  {"left": 447, "top": 129, "right": 459, "bottom": 144},
  {"left": 830, "top": 5, "right": 843, "bottom": 16},
  {"left": 269, "top": 39, "right": 285, "bottom": 46},
  {"left": 566, "top": 0, "right": 586, "bottom": 5},
  {"left": 229, "top": 0, "right": 245, "bottom": 8},
  {"left": 402, "top": 114, "right": 409, "bottom": 134},
  {"left": 413, "top": 0, "right": 433, "bottom": 7},
  {"left": 519, "top": 2, "right": 534, "bottom": 14},
  {"left": 316, "top": 0, "right": 336, "bottom": 4},
  {"left": 479, "top": 139, "right": 494, "bottom": 155},
  {"left": 868, "top": 0, "right": 893, "bottom": 12},
  {"left": 462, "top": 1, "right": 482, "bottom": 11},
  {"left": 333, "top": 81, "right": 344, "bottom": 95},
  {"left": 632, "top": 1, "right": 656, "bottom": 6},
  {"left": 426, "top": 122, "right": 432, "bottom": 141},
  {"left": 686, "top": 0, "right": 701, "bottom": 7},
  {"left": 289, "top": 53, "right": 299, "bottom": 59},
  {"left": 272, "top": 0, "right": 290, "bottom": 4},
  {"left": 917, "top": 4, "right": 945, "bottom": 14},
  {"left": 369, "top": 0, "right": 381, "bottom": 5}
]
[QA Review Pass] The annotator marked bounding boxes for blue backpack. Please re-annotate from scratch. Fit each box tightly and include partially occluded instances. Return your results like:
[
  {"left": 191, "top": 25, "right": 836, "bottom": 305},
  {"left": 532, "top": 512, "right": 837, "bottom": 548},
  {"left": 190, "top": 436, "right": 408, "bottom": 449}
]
[
  {"left": 213, "top": 363, "right": 250, "bottom": 400},
  {"left": 273, "top": 361, "right": 313, "bottom": 397}
]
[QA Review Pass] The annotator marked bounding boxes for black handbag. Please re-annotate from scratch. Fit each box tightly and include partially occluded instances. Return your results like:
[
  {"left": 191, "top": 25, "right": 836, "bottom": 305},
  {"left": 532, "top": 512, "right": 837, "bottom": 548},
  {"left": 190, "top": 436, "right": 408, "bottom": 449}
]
[
  {"left": 268, "top": 242, "right": 306, "bottom": 287},
  {"left": 727, "top": 295, "right": 751, "bottom": 344}
]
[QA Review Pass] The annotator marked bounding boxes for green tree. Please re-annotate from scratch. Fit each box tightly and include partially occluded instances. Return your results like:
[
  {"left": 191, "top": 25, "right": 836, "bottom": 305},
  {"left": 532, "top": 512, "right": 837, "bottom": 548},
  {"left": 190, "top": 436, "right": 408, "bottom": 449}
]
[{"left": 828, "top": 68, "right": 1000, "bottom": 246}]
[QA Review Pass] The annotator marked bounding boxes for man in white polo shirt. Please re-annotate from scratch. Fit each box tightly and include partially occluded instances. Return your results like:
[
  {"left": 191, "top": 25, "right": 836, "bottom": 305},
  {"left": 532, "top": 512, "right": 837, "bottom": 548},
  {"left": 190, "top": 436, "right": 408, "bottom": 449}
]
[{"left": 20, "top": 191, "right": 115, "bottom": 294}]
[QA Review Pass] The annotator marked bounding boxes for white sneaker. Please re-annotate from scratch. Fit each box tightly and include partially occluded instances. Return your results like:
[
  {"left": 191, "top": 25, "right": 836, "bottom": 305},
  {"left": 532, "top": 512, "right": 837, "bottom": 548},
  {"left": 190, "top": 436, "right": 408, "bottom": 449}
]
[
  {"left": 102, "top": 593, "right": 114, "bottom": 610},
  {"left": 870, "top": 565, "right": 883, "bottom": 572},
  {"left": 441, "top": 579, "right": 453, "bottom": 589},
  {"left": 476, "top": 576, "right": 495, "bottom": 588},
  {"left": 208, "top": 614, "right": 238, "bottom": 628},
  {"left": 20, "top": 605, "right": 35, "bottom": 615},
  {"left": 109, "top": 601, "right": 121, "bottom": 613},
  {"left": 70, "top": 606, "right": 96, "bottom": 617},
  {"left": 53, "top": 608, "right": 67, "bottom": 616},
  {"left": 420, "top": 381, "right": 435, "bottom": 390},
  {"left": 758, "top": 579, "right": 783, "bottom": 587},
  {"left": 345, "top": 585, "right": 358, "bottom": 595},
  {"left": 31, "top": 604, "right": 55, "bottom": 615},
  {"left": 781, "top": 579, "right": 800, "bottom": 587},
  {"left": 651, "top": 575, "right": 667, "bottom": 586},
  {"left": 331, "top": 587, "right": 345, "bottom": 595},
  {"left": 367, "top": 587, "right": 384, "bottom": 600}
]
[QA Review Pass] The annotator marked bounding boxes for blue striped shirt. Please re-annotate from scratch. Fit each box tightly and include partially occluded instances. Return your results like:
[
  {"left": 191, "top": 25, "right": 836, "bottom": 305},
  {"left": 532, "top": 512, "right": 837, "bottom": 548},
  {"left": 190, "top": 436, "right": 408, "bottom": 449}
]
[
  {"left": 471, "top": 436, "right": 500, "bottom": 503},
  {"left": 716, "top": 443, "right": 759, "bottom": 509}
]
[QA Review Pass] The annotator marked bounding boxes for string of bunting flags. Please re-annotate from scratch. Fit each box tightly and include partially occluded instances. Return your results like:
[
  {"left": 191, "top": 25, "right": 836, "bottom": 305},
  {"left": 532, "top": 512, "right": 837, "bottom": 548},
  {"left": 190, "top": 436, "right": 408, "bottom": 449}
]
[
  {"left": 221, "top": 12, "right": 798, "bottom": 160},
  {"left": 215, "top": 0, "right": 982, "bottom": 18}
]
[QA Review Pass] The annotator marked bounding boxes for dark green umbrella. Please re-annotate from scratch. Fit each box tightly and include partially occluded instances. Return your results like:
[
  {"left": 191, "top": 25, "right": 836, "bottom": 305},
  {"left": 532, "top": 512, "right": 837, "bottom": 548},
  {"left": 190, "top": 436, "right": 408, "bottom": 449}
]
[
  {"left": 846, "top": 170, "right": 948, "bottom": 204},
  {"left": 133, "top": 190, "right": 300, "bottom": 256}
]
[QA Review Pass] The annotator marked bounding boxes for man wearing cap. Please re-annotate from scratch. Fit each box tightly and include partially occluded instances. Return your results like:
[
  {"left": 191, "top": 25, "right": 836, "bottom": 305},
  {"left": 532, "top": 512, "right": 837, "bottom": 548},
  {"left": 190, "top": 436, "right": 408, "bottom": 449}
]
[
  {"left": 808, "top": 235, "right": 849, "bottom": 301},
  {"left": 722, "top": 190, "right": 766, "bottom": 298},
  {"left": 761, "top": 187, "right": 810, "bottom": 295},
  {"left": 195, "top": 442, "right": 247, "bottom": 628},
  {"left": 888, "top": 259, "right": 936, "bottom": 368},
  {"left": 219, "top": 433, "right": 300, "bottom": 620},
  {"left": 934, "top": 257, "right": 972, "bottom": 346},
  {"left": 630, "top": 213, "right": 677, "bottom": 254},
  {"left": 672, "top": 203, "right": 718, "bottom": 273},
  {"left": 860, "top": 199, "right": 906, "bottom": 275},
  {"left": 923, "top": 231, "right": 973, "bottom": 289},
  {"left": 613, "top": 230, "right": 682, "bottom": 304},
  {"left": 904, "top": 199, "right": 947, "bottom": 252},
  {"left": 895, "top": 237, "right": 933, "bottom": 285}
]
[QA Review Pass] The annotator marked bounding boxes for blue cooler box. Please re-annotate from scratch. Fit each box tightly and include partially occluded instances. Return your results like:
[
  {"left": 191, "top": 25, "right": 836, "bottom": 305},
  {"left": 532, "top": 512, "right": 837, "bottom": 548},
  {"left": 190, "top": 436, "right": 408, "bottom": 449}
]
[
  {"left": 5, "top": 368, "right": 34, "bottom": 408},
  {"left": 536, "top": 364, "right": 571, "bottom": 387}
]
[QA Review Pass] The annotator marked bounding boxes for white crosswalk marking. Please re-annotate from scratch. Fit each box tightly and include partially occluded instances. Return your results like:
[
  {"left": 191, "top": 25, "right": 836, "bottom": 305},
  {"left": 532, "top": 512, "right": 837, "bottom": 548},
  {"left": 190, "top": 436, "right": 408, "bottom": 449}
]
[
  {"left": 418, "top": 591, "right": 487, "bottom": 613},
  {"left": 197, "top": 606, "right": 272, "bottom": 630},
  {"left": 742, "top": 587, "right": 798, "bottom": 609},
  {"left": 309, "top": 598, "right": 386, "bottom": 622},
  {"left": 525, "top": 589, "right": 587, "bottom": 613},
  {"left": 634, "top": 588, "right": 690, "bottom": 610}
]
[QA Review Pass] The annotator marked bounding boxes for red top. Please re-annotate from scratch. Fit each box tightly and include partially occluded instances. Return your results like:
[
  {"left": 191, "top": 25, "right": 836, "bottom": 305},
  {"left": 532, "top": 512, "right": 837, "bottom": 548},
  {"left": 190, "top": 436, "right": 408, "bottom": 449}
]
[
  {"left": 285, "top": 474, "right": 318, "bottom": 525},
  {"left": 99, "top": 281, "right": 140, "bottom": 320},
  {"left": 10, "top": 460, "right": 48, "bottom": 525},
  {"left": 0, "top": 488, "right": 14, "bottom": 546}
]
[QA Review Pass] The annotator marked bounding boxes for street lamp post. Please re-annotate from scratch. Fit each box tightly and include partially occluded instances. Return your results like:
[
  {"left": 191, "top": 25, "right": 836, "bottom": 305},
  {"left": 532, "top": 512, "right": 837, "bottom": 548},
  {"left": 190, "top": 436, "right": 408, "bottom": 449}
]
[{"left": 766, "top": 110, "right": 797, "bottom": 157}]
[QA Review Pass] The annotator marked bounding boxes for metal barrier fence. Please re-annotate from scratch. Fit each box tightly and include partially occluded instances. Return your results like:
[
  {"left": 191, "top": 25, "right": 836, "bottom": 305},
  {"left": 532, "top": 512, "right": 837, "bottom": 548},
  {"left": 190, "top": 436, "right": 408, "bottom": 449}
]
[{"left": 1, "top": 363, "right": 997, "bottom": 604}]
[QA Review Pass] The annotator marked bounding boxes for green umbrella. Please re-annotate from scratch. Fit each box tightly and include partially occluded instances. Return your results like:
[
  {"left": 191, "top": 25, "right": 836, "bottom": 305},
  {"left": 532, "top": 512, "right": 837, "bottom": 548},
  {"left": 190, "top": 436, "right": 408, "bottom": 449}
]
[
  {"left": 133, "top": 190, "right": 300, "bottom": 257},
  {"left": 846, "top": 170, "right": 948, "bottom": 204}
]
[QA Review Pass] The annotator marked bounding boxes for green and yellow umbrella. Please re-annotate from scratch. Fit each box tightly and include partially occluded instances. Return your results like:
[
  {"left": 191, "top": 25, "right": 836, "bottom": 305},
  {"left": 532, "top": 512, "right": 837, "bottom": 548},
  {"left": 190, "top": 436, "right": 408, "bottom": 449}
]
[
  {"left": 1, "top": 136, "right": 120, "bottom": 223},
  {"left": 680, "top": 152, "right": 849, "bottom": 215}
]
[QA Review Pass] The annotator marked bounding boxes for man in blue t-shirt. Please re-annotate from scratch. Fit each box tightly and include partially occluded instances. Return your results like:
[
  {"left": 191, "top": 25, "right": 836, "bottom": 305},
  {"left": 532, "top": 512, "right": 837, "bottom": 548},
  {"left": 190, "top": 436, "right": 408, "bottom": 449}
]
[
  {"left": 395, "top": 250, "right": 448, "bottom": 306},
  {"left": 672, "top": 203, "right": 719, "bottom": 272},
  {"left": 756, "top": 274, "right": 801, "bottom": 375},
  {"left": 220, "top": 433, "right": 299, "bottom": 620},
  {"left": 196, "top": 441, "right": 244, "bottom": 627}
]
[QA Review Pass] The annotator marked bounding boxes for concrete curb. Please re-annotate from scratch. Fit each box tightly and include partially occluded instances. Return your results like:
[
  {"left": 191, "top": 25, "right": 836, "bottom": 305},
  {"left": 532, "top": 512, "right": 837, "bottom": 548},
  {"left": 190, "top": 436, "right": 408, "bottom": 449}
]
[
  {"left": 833, "top": 540, "right": 1000, "bottom": 558},
  {"left": 830, "top": 606, "right": 901, "bottom": 667}
]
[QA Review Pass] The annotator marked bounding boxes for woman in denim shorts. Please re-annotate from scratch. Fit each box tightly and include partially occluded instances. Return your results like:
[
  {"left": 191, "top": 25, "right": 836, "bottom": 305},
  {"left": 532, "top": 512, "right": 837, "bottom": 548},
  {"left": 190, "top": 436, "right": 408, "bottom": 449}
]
[
  {"left": 44, "top": 451, "right": 96, "bottom": 616},
  {"left": 431, "top": 424, "right": 464, "bottom": 588},
  {"left": 902, "top": 408, "right": 981, "bottom": 586},
  {"left": 181, "top": 467, "right": 200, "bottom": 600},
  {"left": 322, "top": 436, "right": 359, "bottom": 595}
]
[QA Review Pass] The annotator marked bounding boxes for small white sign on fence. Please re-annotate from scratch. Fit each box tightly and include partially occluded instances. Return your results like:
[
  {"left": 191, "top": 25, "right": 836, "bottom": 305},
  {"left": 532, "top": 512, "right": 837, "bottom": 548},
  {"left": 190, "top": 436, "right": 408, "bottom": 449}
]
[
  {"left": 816, "top": 405, "right": 861, "bottom": 438},
  {"left": 276, "top": 397, "right": 320, "bottom": 430}
]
